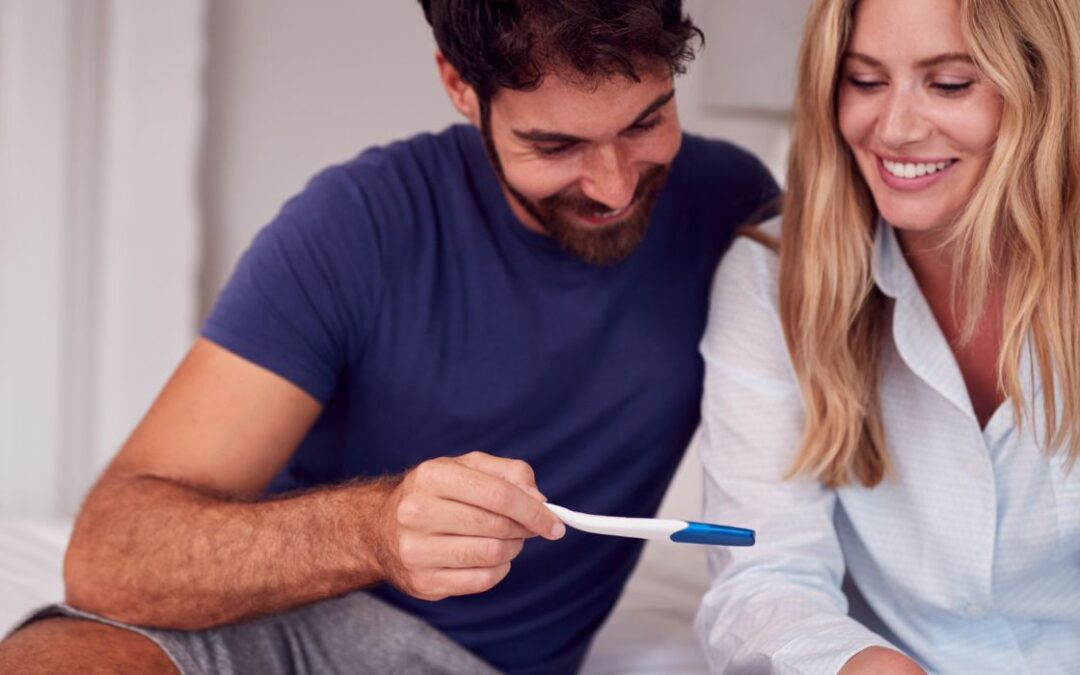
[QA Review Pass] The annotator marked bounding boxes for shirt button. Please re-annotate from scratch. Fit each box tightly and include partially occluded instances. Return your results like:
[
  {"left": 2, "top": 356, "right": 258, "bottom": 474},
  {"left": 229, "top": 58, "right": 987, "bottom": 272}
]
[{"left": 963, "top": 603, "right": 987, "bottom": 619}]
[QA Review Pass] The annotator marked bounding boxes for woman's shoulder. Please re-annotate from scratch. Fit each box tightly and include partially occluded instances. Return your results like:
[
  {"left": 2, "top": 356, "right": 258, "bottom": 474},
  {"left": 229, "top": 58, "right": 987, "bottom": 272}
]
[
  {"left": 702, "top": 215, "right": 795, "bottom": 385},
  {"left": 711, "top": 215, "right": 782, "bottom": 310}
]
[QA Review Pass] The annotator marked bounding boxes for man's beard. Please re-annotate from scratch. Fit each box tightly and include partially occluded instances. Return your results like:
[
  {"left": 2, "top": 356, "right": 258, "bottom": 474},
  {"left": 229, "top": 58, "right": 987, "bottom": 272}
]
[{"left": 481, "top": 112, "right": 670, "bottom": 267}]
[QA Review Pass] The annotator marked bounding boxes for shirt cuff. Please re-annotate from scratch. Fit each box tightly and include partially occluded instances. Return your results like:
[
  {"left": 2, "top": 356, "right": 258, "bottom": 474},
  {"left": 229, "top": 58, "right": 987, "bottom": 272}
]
[{"left": 772, "top": 619, "right": 899, "bottom": 675}]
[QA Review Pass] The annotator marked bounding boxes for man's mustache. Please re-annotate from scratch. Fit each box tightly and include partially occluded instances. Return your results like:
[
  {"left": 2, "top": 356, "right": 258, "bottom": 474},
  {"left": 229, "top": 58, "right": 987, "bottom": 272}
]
[{"left": 539, "top": 164, "right": 668, "bottom": 216}]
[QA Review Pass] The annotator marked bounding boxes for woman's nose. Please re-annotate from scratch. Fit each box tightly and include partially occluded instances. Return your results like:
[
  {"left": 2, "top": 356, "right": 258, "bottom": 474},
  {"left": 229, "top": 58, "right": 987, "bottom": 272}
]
[{"left": 878, "top": 91, "right": 932, "bottom": 149}]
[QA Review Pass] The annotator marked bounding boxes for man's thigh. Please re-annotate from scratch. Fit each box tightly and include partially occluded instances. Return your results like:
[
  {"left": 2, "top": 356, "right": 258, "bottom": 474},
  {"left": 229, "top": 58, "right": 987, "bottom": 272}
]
[
  {"left": 3, "top": 592, "right": 499, "bottom": 675},
  {"left": 0, "top": 616, "right": 177, "bottom": 675}
]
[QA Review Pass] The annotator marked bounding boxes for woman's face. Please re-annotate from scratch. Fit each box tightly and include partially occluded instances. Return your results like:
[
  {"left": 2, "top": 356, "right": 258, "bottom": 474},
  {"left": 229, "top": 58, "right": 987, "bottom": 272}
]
[{"left": 837, "top": 0, "right": 1003, "bottom": 234}]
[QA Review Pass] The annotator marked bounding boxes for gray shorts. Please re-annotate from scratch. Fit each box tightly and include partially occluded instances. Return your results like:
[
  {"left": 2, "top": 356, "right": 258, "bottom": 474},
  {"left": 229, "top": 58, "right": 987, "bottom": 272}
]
[{"left": 17, "top": 591, "right": 501, "bottom": 675}]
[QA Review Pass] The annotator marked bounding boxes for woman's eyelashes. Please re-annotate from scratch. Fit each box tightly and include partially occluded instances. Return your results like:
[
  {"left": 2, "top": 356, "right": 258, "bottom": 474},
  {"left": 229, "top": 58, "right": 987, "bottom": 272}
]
[
  {"left": 931, "top": 81, "right": 974, "bottom": 94},
  {"left": 846, "top": 76, "right": 885, "bottom": 90},
  {"left": 844, "top": 74, "right": 975, "bottom": 95}
]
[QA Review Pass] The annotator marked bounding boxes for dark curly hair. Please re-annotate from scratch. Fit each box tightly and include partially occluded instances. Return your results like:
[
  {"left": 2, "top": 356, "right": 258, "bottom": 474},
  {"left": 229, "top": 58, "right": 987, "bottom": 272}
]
[{"left": 418, "top": 0, "right": 703, "bottom": 104}]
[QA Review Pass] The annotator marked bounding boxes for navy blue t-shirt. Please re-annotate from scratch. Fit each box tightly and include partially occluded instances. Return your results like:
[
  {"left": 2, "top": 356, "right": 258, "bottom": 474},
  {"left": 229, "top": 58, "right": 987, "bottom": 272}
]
[{"left": 202, "top": 124, "right": 777, "bottom": 674}]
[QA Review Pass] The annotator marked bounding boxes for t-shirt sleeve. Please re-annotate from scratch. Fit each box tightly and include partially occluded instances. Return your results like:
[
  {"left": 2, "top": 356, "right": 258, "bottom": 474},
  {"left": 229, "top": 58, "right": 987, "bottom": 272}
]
[
  {"left": 201, "top": 167, "right": 383, "bottom": 404},
  {"left": 675, "top": 136, "right": 782, "bottom": 252},
  {"left": 725, "top": 141, "right": 781, "bottom": 224}
]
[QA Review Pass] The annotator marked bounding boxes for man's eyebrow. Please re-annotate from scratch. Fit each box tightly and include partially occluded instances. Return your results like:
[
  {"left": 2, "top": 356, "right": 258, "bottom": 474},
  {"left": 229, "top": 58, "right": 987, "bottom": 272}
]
[
  {"left": 512, "top": 129, "right": 584, "bottom": 144},
  {"left": 511, "top": 89, "right": 676, "bottom": 144},
  {"left": 844, "top": 51, "right": 975, "bottom": 69},
  {"left": 625, "top": 89, "right": 676, "bottom": 129}
]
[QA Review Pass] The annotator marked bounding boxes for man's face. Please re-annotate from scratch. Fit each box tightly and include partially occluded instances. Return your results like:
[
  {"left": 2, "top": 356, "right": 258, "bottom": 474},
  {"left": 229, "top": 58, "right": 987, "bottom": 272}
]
[{"left": 482, "top": 67, "right": 682, "bottom": 266}]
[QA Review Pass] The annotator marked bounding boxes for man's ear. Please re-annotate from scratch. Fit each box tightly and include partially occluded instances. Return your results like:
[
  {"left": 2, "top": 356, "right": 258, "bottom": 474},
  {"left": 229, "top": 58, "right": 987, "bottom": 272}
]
[{"left": 435, "top": 51, "right": 481, "bottom": 127}]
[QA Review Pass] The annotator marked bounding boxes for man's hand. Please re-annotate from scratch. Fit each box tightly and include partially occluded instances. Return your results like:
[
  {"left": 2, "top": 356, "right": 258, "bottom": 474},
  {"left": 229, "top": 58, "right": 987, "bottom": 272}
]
[
  {"left": 373, "top": 452, "right": 565, "bottom": 601},
  {"left": 840, "top": 647, "right": 925, "bottom": 675}
]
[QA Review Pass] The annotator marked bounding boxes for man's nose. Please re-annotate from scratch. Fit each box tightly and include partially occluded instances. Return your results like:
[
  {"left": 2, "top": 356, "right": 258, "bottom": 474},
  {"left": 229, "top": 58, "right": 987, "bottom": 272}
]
[
  {"left": 580, "top": 144, "right": 636, "bottom": 210},
  {"left": 878, "top": 91, "right": 932, "bottom": 149}
]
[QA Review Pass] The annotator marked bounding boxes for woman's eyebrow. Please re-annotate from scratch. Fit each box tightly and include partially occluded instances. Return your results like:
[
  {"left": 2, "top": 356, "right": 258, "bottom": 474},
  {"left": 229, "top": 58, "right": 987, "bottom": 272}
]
[{"left": 844, "top": 51, "right": 974, "bottom": 69}]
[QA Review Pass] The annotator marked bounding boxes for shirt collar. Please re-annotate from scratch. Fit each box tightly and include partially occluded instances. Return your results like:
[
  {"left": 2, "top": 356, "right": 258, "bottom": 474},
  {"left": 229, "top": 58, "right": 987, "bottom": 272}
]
[
  {"left": 871, "top": 219, "right": 911, "bottom": 301},
  {"left": 871, "top": 218, "right": 978, "bottom": 420},
  {"left": 870, "top": 218, "right": 1044, "bottom": 437}
]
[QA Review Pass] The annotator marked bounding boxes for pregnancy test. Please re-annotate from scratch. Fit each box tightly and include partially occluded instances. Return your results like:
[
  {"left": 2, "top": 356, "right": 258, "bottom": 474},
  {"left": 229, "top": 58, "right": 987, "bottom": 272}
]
[{"left": 545, "top": 503, "right": 755, "bottom": 547}]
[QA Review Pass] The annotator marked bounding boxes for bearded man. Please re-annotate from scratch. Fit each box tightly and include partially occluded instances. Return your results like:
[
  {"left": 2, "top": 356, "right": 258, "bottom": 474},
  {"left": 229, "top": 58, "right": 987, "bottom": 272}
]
[{"left": 0, "top": 1, "right": 776, "bottom": 673}]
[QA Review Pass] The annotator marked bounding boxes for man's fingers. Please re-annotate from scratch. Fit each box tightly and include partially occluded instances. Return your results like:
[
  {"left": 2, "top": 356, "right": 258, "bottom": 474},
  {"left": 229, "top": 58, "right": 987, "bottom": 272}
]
[
  {"left": 396, "top": 495, "right": 534, "bottom": 539},
  {"left": 398, "top": 535, "right": 524, "bottom": 569},
  {"left": 385, "top": 455, "right": 563, "bottom": 602},
  {"left": 411, "top": 564, "right": 513, "bottom": 601},
  {"left": 409, "top": 459, "right": 564, "bottom": 540},
  {"left": 455, "top": 452, "right": 546, "bottom": 501}
]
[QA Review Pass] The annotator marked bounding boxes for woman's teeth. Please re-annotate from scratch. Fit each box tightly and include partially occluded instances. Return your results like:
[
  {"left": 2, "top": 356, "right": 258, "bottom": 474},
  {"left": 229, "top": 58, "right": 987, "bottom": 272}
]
[{"left": 882, "top": 159, "right": 955, "bottom": 179}]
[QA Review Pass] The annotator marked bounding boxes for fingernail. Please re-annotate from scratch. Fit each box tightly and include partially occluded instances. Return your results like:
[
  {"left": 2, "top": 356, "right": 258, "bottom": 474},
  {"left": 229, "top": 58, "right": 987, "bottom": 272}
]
[{"left": 550, "top": 521, "right": 566, "bottom": 539}]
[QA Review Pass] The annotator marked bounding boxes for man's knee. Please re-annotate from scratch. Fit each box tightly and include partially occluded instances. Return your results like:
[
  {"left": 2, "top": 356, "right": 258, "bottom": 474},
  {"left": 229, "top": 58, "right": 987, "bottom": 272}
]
[{"left": 0, "top": 617, "right": 178, "bottom": 675}]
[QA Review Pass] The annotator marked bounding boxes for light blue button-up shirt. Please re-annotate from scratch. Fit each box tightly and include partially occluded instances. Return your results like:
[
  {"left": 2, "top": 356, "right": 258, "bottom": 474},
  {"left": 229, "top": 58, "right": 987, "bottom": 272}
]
[{"left": 696, "top": 218, "right": 1080, "bottom": 674}]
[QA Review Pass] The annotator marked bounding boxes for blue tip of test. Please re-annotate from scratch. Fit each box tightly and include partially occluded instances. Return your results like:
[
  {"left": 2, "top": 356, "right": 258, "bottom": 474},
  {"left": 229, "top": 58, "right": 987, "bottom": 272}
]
[{"left": 670, "top": 521, "right": 756, "bottom": 546}]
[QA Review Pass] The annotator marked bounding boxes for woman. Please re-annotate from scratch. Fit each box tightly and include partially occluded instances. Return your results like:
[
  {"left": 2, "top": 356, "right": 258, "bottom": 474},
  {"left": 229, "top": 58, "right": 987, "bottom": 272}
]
[{"left": 696, "top": 0, "right": 1080, "bottom": 672}]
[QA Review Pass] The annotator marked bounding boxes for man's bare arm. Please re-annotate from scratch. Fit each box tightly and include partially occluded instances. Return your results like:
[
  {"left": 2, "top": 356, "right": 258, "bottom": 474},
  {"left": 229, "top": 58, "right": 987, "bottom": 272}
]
[
  {"left": 66, "top": 465, "right": 394, "bottom": 630},
  {"left": 64, "top": 339, "right": 563, "bottom": 630}
]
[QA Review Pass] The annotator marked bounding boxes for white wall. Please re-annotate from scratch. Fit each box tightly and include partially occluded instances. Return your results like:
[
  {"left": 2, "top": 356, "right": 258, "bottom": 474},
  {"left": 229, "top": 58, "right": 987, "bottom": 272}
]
[
  {"left": 200, "top": 0, "right": 461, "bottom": 313},
  {"left": 199, "top": 0, "right": 795, "bottom": 313},
  {"left": 0, "top": 0, "right": 204, "bottom": 517}
]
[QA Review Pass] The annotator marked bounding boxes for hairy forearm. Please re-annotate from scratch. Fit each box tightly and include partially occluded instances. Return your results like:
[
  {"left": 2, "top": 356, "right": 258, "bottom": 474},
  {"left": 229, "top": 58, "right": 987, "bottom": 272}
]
[{"left": 63, "top": 472, "right": 397, "bottom": 630}]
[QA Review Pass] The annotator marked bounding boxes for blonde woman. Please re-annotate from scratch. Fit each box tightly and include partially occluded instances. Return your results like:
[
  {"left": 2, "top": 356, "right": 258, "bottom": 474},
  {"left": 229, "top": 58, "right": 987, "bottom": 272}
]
[{"left": 696, "top": 0, "right": 1080, "bottom": 672}]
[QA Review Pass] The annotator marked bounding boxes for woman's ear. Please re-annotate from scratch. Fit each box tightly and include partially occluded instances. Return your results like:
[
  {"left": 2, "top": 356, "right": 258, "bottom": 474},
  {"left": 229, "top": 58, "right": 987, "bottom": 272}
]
[{"left": 435, "top": 51, "right": 481, "bottom": 126}]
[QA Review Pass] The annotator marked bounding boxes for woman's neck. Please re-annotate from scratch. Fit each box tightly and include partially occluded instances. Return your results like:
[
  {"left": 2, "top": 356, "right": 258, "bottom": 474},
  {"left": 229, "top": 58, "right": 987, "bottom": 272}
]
[{"left": 895, "top": 226, "right": 1006, "bottom": 428}]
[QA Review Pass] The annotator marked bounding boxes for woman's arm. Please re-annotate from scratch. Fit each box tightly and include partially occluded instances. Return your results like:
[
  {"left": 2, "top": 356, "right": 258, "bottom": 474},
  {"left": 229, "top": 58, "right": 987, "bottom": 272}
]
[
  {"left": 840, "top": 647, "right": 924, "bottom": 674},
  {"left": 694, "top": 230, "right": 915, "bottom": 673}
]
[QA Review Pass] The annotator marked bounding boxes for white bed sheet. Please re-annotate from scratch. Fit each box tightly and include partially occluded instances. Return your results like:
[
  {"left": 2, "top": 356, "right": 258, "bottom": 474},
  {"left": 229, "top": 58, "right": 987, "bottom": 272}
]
[
  {"left": 0, "top": 517, "right": 70, "bottom": 636},
  {"left": 582, "top": 538, "right": 709, "bottom": 674}
]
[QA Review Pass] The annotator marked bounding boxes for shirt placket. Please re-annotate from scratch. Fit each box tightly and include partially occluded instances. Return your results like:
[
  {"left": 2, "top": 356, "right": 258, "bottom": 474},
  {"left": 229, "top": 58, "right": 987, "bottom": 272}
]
[{"left": 875, "top": 223, "right": 998, "bottom": 622}]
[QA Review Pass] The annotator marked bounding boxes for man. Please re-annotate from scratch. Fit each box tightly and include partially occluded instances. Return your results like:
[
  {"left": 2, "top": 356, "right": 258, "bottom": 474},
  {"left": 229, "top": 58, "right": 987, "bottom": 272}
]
[{"left": 0, "top": 1, "right": 777, "bottom": 673}]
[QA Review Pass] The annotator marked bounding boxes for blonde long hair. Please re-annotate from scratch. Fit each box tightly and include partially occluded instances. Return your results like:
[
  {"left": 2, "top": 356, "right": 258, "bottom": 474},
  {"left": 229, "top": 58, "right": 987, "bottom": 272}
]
[{"left": 774, "top": 0, "right": 1080, "bottom": 488}]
